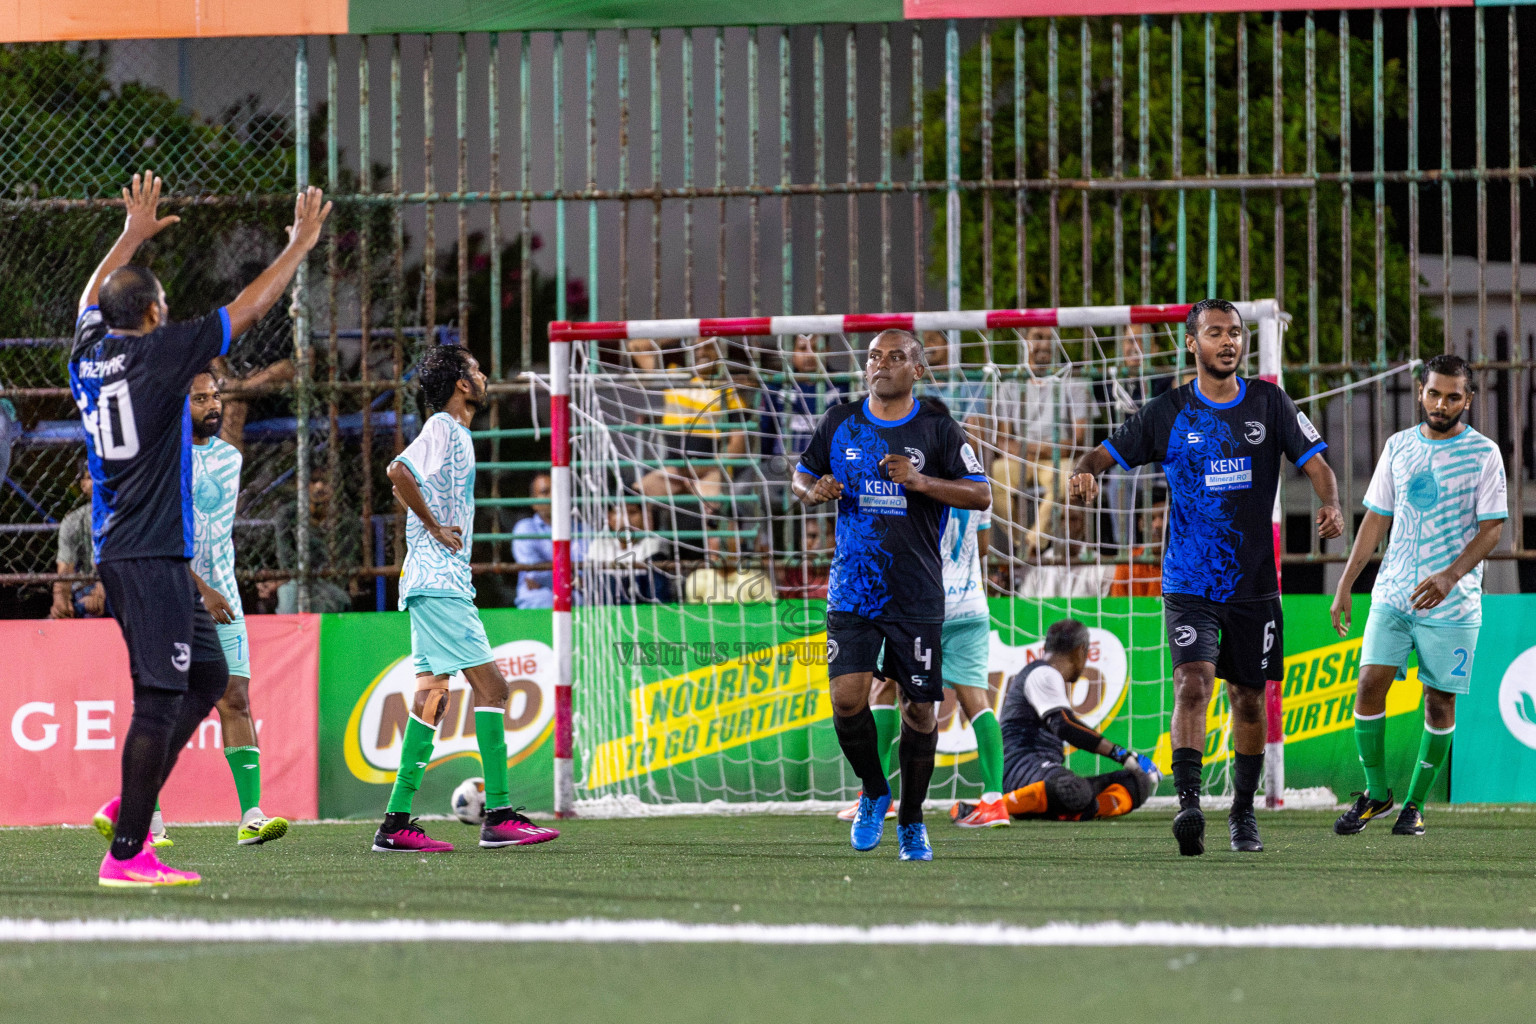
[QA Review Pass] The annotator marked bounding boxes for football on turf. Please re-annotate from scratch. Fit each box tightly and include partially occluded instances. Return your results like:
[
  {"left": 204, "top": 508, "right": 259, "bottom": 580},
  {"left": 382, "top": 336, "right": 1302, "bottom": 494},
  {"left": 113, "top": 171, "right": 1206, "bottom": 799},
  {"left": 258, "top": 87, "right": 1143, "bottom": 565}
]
[{"left": 451, "top": 777, "right": 486, "bottom": 824}]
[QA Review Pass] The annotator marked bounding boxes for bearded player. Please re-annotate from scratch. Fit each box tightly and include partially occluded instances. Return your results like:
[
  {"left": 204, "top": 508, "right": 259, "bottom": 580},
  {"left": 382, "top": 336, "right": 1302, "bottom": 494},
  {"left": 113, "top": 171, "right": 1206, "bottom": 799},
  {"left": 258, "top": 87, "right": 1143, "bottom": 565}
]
[
  {"left": 1070, "top": 300, "right": 1344, "bottom": 856},
  {"left": 185, "top": 371, "right": 290, "bottom": 845},
  {"left": 795, "top": 330, "right": 991, "bottom": 862},
  {"left": 1331, "top": 354, "right": 1506, "bottom": 837},
  {"left": 373, "top": 344, "right": 559, "bottom": 853}
]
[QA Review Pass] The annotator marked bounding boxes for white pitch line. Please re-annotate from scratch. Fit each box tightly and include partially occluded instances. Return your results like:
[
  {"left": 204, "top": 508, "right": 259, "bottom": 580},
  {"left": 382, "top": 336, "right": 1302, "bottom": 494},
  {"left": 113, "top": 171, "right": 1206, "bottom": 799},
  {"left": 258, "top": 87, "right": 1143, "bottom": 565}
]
[{"left": 4, "top": 918, "right": 1536, "bottom": 951}]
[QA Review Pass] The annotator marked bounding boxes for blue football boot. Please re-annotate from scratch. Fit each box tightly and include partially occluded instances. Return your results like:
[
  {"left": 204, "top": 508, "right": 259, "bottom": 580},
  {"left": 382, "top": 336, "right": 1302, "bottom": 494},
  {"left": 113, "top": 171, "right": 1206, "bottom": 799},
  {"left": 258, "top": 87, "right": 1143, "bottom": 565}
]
[
  {"left": 897, "top": 823, "right": 933, "bottom": 862},
  {"left": 850, "top": 791, "right": 892, "bottom": 851}
]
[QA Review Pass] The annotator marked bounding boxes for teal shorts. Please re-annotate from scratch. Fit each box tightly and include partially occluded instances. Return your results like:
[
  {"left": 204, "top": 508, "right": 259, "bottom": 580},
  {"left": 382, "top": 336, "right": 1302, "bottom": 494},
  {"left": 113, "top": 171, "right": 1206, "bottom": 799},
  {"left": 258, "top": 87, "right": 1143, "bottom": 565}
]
[
  {"left": 1361, "top": 605, "right": 1478, "bottom": 696},
  {"left": 216, "top": 619, "right": 250, "bottom": 678},
  {"left": 406, "top": 593, "right": 494, "bottom": 677},
  {"left": 941, "top": 616, "right": 990, "bottom": 690}
]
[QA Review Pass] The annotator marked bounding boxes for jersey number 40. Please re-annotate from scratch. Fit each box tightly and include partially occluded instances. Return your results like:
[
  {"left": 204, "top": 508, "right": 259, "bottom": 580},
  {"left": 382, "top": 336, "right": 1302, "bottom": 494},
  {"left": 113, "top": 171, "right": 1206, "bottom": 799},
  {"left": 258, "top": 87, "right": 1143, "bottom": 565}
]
[{"left": 75, "top": 380, "right": 141, "bottom": 460}]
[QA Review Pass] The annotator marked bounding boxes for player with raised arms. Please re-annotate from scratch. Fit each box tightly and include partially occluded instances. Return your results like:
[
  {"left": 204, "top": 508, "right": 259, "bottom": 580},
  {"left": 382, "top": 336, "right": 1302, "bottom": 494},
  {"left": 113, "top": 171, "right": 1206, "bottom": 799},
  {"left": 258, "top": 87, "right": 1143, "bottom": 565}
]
[
  {"left": 794, "top": 329, "right": 992, "bottom": 861},
  {"left": 186, "top": 371, "right": 290, "bottom": 845},
  {"left": 1330, "top": 354, "right": 1506, "bottom": 837},
  {"left": 374, "top": 343, "right": 560, "bottom": 853},
  {"left": 74, "top": 173, "right": 330, "bottom": 887},
  {"left": 1069, "top": 299, "right": 1344, "bottom": 856}
]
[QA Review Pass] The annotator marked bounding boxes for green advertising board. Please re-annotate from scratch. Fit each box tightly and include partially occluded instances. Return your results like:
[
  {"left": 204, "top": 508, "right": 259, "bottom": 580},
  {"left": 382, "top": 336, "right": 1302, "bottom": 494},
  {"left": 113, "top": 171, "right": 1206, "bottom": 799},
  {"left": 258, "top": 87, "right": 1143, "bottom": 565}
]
[
  {"left": 318, "top": 609, "right": 556, "bottom": 818},
  {"left": 1450, "top": 596, "right": 1536, "bottom": 803},
  {"left": 316, "top": 595, "right": 1463, "bottom": 814}
]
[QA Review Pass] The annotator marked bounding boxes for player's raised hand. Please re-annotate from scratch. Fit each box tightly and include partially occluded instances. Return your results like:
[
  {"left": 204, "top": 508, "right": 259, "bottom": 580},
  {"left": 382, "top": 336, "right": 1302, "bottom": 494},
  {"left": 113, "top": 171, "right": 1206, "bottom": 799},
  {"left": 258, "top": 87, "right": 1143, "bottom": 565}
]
[
  {"left": 121, "top": 171, "right": 180, "bottom": 241},
  {"left": 286, "top": 186, "right": 334, "bottom": 253},
  {"left": 878, "top": 453, "right": 920, "bottom": 486},
  {"left": 429, "top": 522, "right": 465, "bottom": 554},
  {"left": 1315, "top": 503, "right": 1344, "bottom": 541},
  {"left": 1330, "top": 588, "right": 1352, "bottom": 637},
  {"left": 1067, "top": 471, "right": 1099, "bottom": 504},
  {"left": 1410, "top": 570, "right": 1456, "bottom": 611},
  {"left": 804, "top": 474, "right": 844, "bottom": 505}
]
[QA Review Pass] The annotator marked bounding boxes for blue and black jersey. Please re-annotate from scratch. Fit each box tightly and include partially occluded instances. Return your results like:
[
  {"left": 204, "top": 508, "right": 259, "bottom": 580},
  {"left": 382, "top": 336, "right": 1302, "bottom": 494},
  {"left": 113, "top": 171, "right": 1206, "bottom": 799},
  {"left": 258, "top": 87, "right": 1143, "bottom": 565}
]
[
  {"left": 68, "top": 306, "right": 231, "bottom": 563},
  {"left": 797, "top": 397, "right": 987, "bottom": 621},
  {"left": 1102, "top": 377, "right": 1325, "bottom": 603}
]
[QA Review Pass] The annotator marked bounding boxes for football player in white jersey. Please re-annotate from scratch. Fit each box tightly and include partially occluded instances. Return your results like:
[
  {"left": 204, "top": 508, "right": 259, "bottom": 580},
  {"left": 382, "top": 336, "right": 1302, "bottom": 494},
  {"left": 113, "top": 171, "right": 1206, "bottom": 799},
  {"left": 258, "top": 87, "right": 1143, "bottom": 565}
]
[
  {"left": 373, "top": 345, "right": 558, "bottom": 853},
  {"left": 1331, "top": 354, "right": 1507, "bottom": 836},
  {"left": 187, "top": 371, "right": 289, "bottom": 845}
]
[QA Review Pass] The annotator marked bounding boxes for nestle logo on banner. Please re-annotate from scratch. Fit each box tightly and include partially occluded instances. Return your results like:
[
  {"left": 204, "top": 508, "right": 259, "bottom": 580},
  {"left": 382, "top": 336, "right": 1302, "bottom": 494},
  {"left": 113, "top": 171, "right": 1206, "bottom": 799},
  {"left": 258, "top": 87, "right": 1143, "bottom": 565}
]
[
  {"left": 10, "top": 700, "right": 255, "bottom": 752},
  {"left": 344, "top": 640, "right": 555, "bottom": 784}
]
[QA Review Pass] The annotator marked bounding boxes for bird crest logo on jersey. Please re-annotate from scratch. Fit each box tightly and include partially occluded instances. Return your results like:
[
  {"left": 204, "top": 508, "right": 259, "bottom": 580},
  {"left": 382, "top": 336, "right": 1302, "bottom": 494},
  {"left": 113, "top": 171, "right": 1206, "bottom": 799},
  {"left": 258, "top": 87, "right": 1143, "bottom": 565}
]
[
  {"left": 1244, "top": 421, "right": 1267, "bottom": 445},
  {"left": 825, "top": 638, "right": 840, "bottom": 665},
  {"left": 1172, "top": 625, "right": 1198, "bottom": 647},
  {"left": 903, "top": 446, "right": 926, "bottom": 473},
  {"left": 171, "top": 642, "right": 191, "bottom": 672},
  {"left": 1406, "top": 469, "right": 1440, "bottom": 511}
]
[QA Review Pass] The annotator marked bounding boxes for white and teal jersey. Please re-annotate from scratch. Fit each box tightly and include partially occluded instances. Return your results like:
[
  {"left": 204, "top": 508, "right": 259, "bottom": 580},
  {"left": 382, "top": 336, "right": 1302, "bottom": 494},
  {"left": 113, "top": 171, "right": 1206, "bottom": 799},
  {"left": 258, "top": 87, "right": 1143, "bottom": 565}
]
[
  {"left": 394, "top": 411, "right": 476, "bottom": 604},
  {"left": 1363, "top": 424, "right": 1507, "bottom": 625},
  {"left": 941, "top": 507, "right": 990, "bottom": 622},
  {"left": 190, "top": 435, "right": 244, "bottom": 620}
]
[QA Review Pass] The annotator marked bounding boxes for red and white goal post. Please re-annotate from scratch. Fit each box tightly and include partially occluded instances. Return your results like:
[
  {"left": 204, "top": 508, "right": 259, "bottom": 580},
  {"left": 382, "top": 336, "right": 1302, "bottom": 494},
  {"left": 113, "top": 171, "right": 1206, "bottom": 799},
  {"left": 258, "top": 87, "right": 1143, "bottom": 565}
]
[{"left": 547, "top": 301, "right": 1287, "bottom": 817}]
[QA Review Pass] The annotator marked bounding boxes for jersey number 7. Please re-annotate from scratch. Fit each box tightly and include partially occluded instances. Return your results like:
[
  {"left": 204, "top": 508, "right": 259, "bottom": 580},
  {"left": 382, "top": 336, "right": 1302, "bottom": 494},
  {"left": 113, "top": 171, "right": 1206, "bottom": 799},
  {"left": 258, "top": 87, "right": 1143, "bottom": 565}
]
[{"left": 75, "top": 380, "right": 140, "bottom": 459}]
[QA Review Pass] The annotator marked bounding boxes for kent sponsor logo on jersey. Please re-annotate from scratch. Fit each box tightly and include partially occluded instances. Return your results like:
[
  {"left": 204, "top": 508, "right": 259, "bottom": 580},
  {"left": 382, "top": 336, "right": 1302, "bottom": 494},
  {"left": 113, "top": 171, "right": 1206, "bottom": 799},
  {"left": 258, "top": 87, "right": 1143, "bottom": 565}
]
[
  {"left": 74, "top": 354, "right": 128, "bottom": 379},
  {"left": 859, "top": 478, "right": 907, "bottom": 513},
  {"left": 1204, "top": 456, "right": 1253, "bottom": 492}
]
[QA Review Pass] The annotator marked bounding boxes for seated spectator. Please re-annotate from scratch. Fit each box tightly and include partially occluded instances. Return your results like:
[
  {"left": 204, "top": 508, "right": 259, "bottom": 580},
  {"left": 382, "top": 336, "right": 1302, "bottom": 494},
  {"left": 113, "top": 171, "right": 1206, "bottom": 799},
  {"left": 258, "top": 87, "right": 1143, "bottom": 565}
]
[
  {"left": 1014, "top": 507, "right": 1111, "bottom": 599},
  {"left": 760, "top": 334, "right": 847, "bottom": 472},
  {"left": 50, "top": 459, "right": 106, "bottom": 619},
  {"left": 512, "top": 472, "right": 554, "bottom": 609},
  {"left": 641, "top": 337, "right": 749, "bottom": 505},
  {"left": 1006, "top": 328, "right": 1097, "bottom": 557},
  {"left": 778, "top": 516, "right": 832, "bottom": 600},
  {"left": 685, "top": 526, "right": 775, "bottom": 605},
  {"left": 582, "top": 502, "right": 670, "bottom": 605},
  {"left": 253, "top": 578, "right": 284, "bottom": 615},
  {"left": 1109, "top": 500, "right": 1166, "bottom": 598},
  {"left": 275, "top": 476, "right": 354, "bottom": 613}
]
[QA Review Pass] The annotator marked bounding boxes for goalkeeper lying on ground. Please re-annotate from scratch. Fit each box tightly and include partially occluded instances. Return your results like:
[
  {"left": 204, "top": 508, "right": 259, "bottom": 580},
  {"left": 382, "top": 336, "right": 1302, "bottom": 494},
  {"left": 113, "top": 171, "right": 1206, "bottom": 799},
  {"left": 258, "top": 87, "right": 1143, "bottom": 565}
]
[{"left": 952, "top": 618, "right": 1159, "bottom": 823}]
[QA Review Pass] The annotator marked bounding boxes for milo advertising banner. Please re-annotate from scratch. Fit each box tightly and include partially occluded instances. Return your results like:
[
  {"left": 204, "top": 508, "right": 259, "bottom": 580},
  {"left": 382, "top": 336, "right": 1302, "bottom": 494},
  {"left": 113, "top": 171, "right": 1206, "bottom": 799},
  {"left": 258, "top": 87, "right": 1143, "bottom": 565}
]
[{"left": 318, "top": 610, "right": 556, "bottom": 818}]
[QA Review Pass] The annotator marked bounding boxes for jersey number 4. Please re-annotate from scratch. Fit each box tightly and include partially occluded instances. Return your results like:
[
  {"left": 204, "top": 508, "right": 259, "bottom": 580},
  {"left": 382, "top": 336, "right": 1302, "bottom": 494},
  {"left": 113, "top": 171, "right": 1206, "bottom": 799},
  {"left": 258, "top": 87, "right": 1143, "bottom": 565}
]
[{"left": 75, "top": 380, "right": 140, "bottom": 459}]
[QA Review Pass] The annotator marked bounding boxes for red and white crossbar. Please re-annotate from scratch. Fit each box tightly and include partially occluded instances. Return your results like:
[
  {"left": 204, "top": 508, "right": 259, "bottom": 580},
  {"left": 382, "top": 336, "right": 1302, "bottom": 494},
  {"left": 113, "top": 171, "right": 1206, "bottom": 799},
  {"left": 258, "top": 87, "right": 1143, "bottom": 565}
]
[
  {"left": 549, "top": 300, "right": 1282, "bottom": 343},
  {"left": 547, "top": 300, "right": 1285, "bottom": 817}
]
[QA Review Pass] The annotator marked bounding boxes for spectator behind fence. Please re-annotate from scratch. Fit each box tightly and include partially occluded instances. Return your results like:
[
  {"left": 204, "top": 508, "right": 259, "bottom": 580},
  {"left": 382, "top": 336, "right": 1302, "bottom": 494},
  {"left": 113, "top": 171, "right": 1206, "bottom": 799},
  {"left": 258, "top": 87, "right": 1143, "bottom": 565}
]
[
  {"left": 210, "top": 357, "right": 294, "bottom": 453},
  {"left": 274, "top": 476, "right": 353, "bottom": 613},
  {"left": 1005, "top": 328, "right": 1097, "bottom": 556},
  {"left": 512, "top": 472, "right": 554, "bottom": 609},
  {"left": 760, "top": 334, "right": 847, "bottom": 468},
  {"left": 0, "top": 384, "right": 16, "bottom": 487},
  {"left": 50, "top": 458, "right": 107, "bottom": 618},
  {"left": 1014, "top": 506, "right": 1112, "bottom": 600},
  {"left": 1093, "top": 326, "right": 1170, "bottom": 549},
  {"left": 777, "top": 515, "right": 833, "bottom": 600},
  {"left": 582, "top": 502, "right": 670, "bottom": 605},
  {"left": 640, "top": 337, "right": 749, "bottom": 505},
  {"left": 1109, "top": 500, "right": 1167, "bottom": 598},
  {"left": 684, "top": 525, "right": 776, "bottom": 605}
]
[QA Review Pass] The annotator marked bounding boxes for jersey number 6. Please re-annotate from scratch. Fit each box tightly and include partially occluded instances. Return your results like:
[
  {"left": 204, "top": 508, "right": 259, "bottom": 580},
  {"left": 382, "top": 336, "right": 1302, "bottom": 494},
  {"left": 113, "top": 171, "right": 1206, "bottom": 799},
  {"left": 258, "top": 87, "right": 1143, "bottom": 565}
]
[{"left": 76, "top": 380, "right": 141, "bottom": 460}]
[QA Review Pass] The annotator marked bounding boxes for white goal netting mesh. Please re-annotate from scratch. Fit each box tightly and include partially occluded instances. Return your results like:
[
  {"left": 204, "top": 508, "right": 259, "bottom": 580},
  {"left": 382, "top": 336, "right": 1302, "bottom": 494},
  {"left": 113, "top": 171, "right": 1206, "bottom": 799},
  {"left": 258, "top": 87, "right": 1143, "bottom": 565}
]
[{"left": 563, "top": 309, "right": 1282, "bottom": 813}]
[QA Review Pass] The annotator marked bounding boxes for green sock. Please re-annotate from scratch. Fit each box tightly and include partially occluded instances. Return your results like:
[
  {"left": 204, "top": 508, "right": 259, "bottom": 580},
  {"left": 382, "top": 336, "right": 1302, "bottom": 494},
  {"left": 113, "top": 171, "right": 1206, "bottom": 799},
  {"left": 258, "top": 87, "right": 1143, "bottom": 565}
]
[
  {"left": 971, "top": 707, "right": 1005, "bottom": 799},
  {"left": 1405, "top": 723, "right": 1454, "bottom": 808},
  {"left": 386, "top": 715, "right": 438, "bottom": 814},
  {"left": 871, "top": 705, "right": 900, "bottom": 776},
  {"left": 224, "top": 745, "right": 262, "bottom": 816},
  {"left": 1354, "top": 712, "right": 1389, "bottom": 801},
  {"left": 475, "top": 708, "right": 511, "bottom": 809}
]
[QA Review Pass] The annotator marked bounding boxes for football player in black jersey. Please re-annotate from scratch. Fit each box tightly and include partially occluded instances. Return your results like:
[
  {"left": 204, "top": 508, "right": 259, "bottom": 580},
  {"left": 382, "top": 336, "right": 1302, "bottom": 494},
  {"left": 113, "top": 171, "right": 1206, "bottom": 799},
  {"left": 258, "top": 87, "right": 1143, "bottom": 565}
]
[
  {"left": 70, "top": 172, "right": 331, "bottom": 887},
  {"left": 1069, "top": 300, "right": 1343, "bottom": 857},
  {"left": 794, "top": 329, "right": 991, "bottom": 861}
]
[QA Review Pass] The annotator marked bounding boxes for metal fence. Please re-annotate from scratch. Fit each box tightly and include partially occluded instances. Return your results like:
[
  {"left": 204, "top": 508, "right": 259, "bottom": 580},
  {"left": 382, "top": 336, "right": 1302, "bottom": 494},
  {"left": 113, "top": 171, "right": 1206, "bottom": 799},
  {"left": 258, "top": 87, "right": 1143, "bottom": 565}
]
[{"left": 3, "top": 8, "right": 1532, "bottom": 615}]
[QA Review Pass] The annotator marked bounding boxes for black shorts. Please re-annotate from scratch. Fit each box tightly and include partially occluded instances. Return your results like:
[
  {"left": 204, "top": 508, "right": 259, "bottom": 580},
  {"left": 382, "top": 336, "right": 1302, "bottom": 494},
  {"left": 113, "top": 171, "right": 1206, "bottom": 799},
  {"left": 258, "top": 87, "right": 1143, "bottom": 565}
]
[
  {"left": 826, "top": 610, "right": 944, "bottom": 703},
  {"left": 1002, "top": 753, "right": 1064, "bottom": 794},
  {"left": 98, "top": 556, "right": 225, "bottom": 693},
  {"left": 1163, "top": 592, "right": 1283, "bottom": 689}
]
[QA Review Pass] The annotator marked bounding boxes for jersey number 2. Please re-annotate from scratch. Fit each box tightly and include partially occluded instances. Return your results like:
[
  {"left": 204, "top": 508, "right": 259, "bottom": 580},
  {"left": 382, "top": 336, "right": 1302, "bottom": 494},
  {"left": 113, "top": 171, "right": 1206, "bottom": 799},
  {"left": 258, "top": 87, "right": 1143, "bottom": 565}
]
[
  {"left": 76, "top": 380, "right": 140, "bottom": 459},
  {"left": 1451, "top": 647, "right": 1469, "bottom": 678}
]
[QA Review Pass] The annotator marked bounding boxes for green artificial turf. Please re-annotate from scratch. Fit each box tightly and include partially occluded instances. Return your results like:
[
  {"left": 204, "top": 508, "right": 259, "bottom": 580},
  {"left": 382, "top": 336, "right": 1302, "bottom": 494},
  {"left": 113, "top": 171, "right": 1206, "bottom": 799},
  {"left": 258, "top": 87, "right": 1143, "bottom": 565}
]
[
  {"left": 2, "top": 811, "right": 1535, "bottom": 1024},
  {"left": 3, "top": 810, "right": 1534, "bottom": 928}
]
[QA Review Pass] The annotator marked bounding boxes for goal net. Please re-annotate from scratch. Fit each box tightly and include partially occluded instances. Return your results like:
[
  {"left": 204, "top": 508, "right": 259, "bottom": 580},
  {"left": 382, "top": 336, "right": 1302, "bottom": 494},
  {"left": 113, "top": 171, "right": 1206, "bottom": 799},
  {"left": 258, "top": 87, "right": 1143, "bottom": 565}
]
[{"left": 548, "top": 303, "right": 1286, "bottom": 816}]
